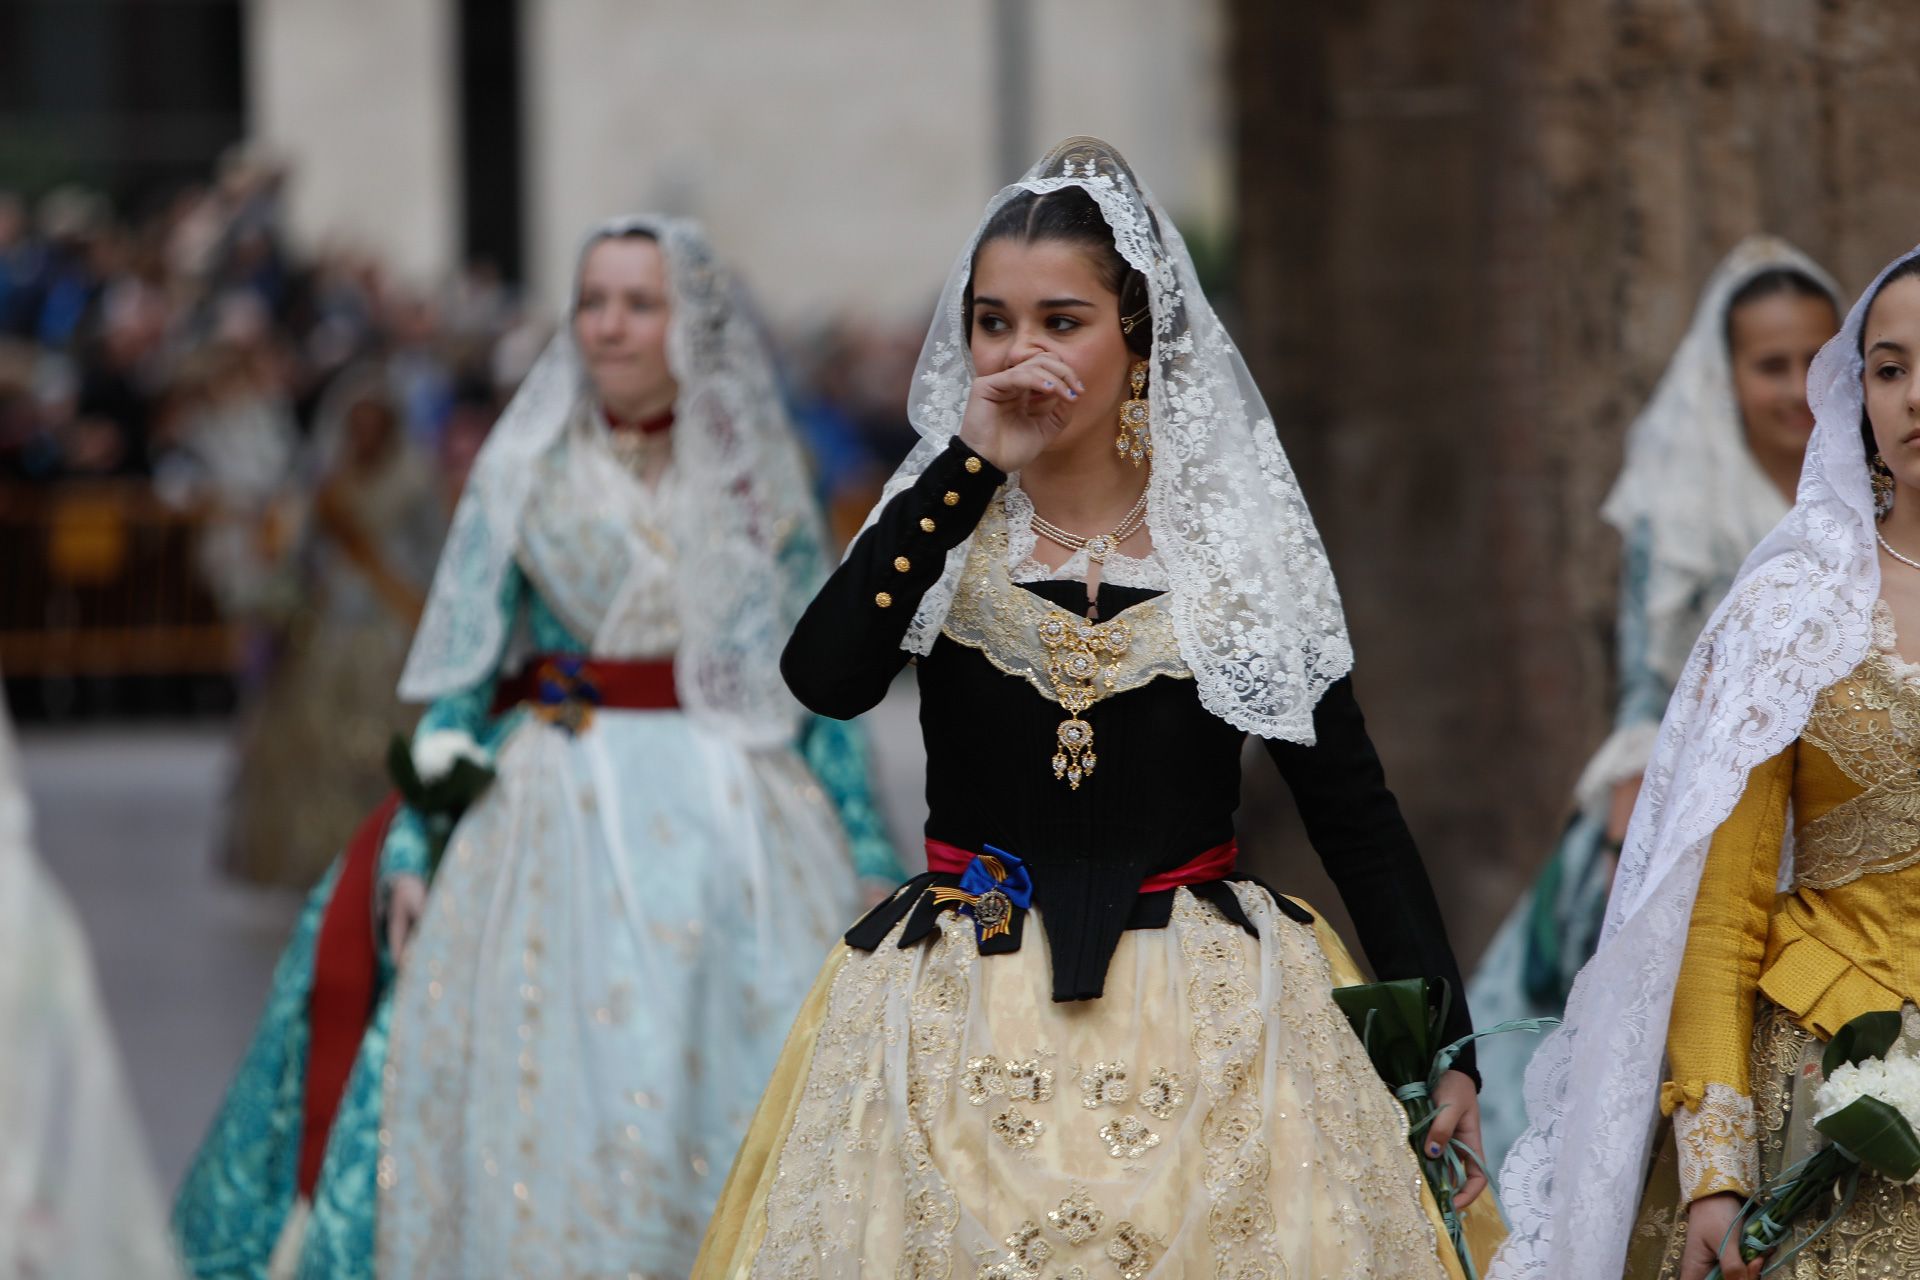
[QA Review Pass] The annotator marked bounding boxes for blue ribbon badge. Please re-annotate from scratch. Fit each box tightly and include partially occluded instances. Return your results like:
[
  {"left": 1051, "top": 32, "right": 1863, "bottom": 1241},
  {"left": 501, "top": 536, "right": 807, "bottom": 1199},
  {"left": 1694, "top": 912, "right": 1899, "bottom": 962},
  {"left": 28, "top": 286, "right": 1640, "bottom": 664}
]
[
  {"left": 534, "top": 655, "right": 602, "bottom": 735},
  {"left": 928, "top": 844, "right": 1034, "bottom": 944}
]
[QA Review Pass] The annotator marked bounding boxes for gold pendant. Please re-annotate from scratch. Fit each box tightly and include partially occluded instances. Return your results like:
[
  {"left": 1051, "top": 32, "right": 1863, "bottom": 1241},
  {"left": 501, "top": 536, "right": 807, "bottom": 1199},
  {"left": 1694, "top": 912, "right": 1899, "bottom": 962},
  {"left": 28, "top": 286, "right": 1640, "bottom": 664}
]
[
  {"left": 1053, "top": 718, "right": 1096, "bottom": 788},
  {"left": 1038, "top": 613, "right": 1131, "bottom": 788}
]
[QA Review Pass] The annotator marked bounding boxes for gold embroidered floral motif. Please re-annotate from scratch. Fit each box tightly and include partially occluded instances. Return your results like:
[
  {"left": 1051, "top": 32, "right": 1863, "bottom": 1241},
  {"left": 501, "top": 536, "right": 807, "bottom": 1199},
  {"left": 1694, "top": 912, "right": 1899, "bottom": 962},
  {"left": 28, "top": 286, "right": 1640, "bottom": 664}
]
[
  {"left": 965, "top": 1056, "right": 1053, "bottom": 1107},
  {"left": 1672, "top": 1083, "right": 1759, "bottom": 1202},
  {"left": 992, "top": 1106, "right": 1045, "bottom": 1151},
  {"left": 1004, "top": 1058, "right": 1056, "bottom": 1103},
  {"left": 1105, "top": 1223, "right": 1159, "bottom": 1279},
  {"left": 1004, "top": 1221, "right": 1053, "bottom": 1271},
  {"left": 1138, "top": 1067, "right": 1185, "bottom": 1119},
  {"left": 1080, "top": 1061, "right": 1130, "bottom": 1109},
  {"left": 963, "top": 1056, "right": 1005, "bottom": 1106},
  {"left": 939, "top": 496, "right": 1187, "bottom": 788},
  {"left": 907, "top": 1187, "right": 960, "bottom": 1233},
  {"left": 1797, "top": 625, "right": 1920, "bottom": 889},
  {"left": 1047, "top": 1187, "right": 1105, "bottom": 1244},
  {"left": 1099, "top": 1115, "right": 1161, "bottom": 1159},
  {"left": 1208, "top": 1192, "right": 1276, "bottom": 1244},
  {"left": 900, "top": 1244, "right": 954, "bottom": 1280}
]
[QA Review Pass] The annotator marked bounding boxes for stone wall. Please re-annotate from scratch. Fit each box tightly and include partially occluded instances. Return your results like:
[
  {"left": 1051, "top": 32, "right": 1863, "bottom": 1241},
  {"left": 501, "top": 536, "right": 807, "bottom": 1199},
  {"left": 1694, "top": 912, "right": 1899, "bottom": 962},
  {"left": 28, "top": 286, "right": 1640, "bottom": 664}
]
[{"left": 1228, "top": 1, "right": 1920, "bottom": 962}]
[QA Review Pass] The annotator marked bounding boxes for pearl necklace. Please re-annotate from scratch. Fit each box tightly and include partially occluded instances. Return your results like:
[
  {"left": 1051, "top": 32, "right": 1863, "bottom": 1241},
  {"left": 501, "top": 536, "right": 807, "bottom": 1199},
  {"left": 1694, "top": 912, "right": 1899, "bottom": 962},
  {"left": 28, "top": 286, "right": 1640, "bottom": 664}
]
[
  {"left": 1880, "top": 530, "right": 1920, "bottom": 573},
  {"left": 1029, "top": 488, "right": 1149, "bottom": 563}
]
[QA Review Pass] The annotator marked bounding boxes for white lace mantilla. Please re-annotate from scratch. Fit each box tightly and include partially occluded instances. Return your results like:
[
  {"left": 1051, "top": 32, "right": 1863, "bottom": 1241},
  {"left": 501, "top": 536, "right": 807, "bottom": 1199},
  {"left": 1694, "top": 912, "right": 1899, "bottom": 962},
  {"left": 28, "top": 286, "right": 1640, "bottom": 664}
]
[
  {"left": 854, "top": 137, "right": 1352, "bottom": 744},
  {"left": 400, "top": 215, "right": 823, "bottom": 745},
  {"left": 1489, "top": 250, "right": 1912, "bottom": 1280},
  {"left": 1600, "top": 236, "right": 1838, "bottom": 691},
  {"left": 516, "top": 405, "right": 683, "bottom": 659}
]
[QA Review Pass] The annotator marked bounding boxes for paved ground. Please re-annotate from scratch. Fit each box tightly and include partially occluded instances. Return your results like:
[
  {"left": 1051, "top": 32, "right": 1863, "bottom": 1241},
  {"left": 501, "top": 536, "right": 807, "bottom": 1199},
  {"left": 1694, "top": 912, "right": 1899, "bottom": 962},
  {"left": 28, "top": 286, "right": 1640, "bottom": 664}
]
[
  {"left": 18, "top": 725, "right": 298, "bottom": 1192},
  {"left": 16, "top": 678, "right": 929, "bottom": 1197}
]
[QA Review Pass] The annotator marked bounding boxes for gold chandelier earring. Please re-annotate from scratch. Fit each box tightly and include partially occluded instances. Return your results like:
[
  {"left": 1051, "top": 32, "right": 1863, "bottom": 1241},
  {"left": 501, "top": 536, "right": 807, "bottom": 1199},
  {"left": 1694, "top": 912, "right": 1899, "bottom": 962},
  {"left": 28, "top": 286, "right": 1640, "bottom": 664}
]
[
  {"left": 1116, "top": 360, "right": 1151, "bottom": 467},
  {"left": 1873, "top": 452, "right": 1897, "bottom": 521}
]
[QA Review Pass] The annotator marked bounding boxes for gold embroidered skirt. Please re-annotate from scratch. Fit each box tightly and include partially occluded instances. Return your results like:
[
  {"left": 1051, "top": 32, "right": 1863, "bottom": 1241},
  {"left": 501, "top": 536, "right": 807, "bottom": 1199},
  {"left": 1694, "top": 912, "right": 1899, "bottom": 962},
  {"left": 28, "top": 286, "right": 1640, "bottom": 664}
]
[
  {"left": 1627, "top": 1000, "right": 1920, "bottom": 1278},
  {"left": 695, "top": 884, "right": 1503, "bottom": 1279}
]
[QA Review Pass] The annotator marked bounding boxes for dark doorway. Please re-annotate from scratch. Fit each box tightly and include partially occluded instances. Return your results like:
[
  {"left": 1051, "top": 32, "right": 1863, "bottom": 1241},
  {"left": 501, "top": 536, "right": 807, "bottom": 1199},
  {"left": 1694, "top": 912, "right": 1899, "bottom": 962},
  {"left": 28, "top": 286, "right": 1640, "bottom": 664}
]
[
  {"left": 457, "top": 0, "right": 524, "bottom": 286},
  {"left": 0, "top": 0, "right": 245, "bottom": 205}
]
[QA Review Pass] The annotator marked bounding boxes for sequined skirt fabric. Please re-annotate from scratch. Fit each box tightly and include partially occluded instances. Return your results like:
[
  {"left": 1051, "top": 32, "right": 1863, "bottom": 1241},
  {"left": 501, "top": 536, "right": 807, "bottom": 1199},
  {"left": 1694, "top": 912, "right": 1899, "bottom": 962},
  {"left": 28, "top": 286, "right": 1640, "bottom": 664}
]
[
  {"left": 702, "top": 884, "right": 1472, "bottom": 1280},
  {"left": 376, "top": 710, "right": 859, "bottom": 1278}
]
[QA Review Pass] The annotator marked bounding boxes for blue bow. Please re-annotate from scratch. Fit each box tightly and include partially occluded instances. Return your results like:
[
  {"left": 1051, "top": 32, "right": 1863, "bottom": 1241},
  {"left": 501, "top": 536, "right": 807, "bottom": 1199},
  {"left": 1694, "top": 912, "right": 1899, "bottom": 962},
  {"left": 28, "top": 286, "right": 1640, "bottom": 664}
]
[
  {"left": 930, "top": 845, "right": 1034, "bottom": 943},
  {"left": 534, "top": 656, "right": 601, "bottom": 734}
]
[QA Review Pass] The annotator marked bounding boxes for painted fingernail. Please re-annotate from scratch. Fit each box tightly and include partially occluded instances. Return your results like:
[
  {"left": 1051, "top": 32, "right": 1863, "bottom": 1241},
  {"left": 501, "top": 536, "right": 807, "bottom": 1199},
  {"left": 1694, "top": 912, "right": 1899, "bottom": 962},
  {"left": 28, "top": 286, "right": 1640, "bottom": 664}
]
[
  {"left": 1067, "top": 389, "right": 1078, "bottom": 398},
  {"left": 1043, "top": 380, "right": 1054, "bottom": 388},
  {"left": 1425, "top": 1143, "right": 1441, "bottom": 1157}
]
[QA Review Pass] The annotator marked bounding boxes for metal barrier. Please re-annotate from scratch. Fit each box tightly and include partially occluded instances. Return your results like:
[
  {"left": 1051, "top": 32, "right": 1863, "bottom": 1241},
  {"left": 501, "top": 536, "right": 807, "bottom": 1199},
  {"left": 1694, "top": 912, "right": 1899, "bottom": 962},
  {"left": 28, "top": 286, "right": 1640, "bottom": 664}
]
[{"left": 0, "top": 482, "right": 242, "bottom": 676}]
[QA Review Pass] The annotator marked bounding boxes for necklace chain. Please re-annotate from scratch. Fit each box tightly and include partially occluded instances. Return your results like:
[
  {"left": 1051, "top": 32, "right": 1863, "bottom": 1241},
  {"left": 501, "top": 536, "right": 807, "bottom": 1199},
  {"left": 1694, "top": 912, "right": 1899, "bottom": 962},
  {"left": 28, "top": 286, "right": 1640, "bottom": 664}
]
[
  {"left": 1029, "top": 488, "right": 1150, "bottom": 563},
  {"left": 1880, "top": 530, "right": 1920, "bottom": 573}
]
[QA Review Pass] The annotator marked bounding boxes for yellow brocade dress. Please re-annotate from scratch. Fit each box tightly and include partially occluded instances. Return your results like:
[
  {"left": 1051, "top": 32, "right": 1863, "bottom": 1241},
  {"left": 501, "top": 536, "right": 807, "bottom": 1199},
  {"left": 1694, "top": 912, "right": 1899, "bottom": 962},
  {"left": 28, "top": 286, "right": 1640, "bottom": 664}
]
[{"left": 1629, "top": 601, "right": 1920, "bottom": 1276}]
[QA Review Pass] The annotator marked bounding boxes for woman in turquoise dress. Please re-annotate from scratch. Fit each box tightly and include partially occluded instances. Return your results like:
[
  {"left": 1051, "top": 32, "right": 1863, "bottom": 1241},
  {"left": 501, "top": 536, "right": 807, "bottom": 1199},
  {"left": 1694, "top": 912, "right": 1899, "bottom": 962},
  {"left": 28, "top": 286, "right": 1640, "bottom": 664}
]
[
  {"left": 1467, "top": 236, "right": 1840, "bottom": 1177},
  {"left": 171, "top": 216, "right": 900, "bottom": 1279}
]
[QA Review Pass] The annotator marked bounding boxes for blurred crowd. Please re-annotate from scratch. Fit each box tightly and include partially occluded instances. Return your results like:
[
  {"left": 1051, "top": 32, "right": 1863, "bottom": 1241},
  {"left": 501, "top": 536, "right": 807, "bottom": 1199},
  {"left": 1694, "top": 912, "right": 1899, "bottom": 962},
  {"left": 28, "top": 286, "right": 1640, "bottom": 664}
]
[
  {"left": 1, "top": 152, "right": 524, "bottom": 513},
  {"left": 0, "top": 148, "right": 929, "bottom": 695}
]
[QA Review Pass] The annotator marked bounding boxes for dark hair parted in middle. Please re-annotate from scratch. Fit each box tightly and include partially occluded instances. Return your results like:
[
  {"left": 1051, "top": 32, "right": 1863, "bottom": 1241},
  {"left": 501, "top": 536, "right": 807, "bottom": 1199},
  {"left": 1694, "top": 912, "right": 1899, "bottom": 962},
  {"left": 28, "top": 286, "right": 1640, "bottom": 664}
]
[
  {"left": 965, "top": 186, "right": 1155, "bottom": 360},
  {"left": 1858, "top": 255, "right": 1920, "bottom": 460},
  {"left": 1723, "top": 266, "right": 1836, "bottom": 345}
]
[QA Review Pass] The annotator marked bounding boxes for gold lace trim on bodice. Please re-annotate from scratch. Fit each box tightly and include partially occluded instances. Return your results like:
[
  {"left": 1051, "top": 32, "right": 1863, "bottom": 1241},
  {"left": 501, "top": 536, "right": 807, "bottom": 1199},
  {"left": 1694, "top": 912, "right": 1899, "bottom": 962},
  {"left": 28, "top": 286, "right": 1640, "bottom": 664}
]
[
  {"left": 1795, "top": 602, "right": 1920, "bottom": 890},
  {"left": 940, "top": 492, "right": 1189, "bottom": 786}
]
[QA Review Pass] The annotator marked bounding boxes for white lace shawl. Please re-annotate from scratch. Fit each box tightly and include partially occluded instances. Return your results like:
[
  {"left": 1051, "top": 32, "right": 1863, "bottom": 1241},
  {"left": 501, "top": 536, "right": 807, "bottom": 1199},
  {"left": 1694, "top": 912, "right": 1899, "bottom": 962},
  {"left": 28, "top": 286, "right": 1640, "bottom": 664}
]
[
  {"left": 1601, "top": 235, "right": 1840, "bottom": 689},
  {"left": 1488, "top": 249, "right": 1915, "bottom": 1280},
  {"left": 858, "top": 136, "right": 1351, "bottom": 744},
  {"left": 398, "top": 215, "right": 823, "bottom": 745},
  {"left": 0, "top": 680, "right": 182, "bottom": 1278}
]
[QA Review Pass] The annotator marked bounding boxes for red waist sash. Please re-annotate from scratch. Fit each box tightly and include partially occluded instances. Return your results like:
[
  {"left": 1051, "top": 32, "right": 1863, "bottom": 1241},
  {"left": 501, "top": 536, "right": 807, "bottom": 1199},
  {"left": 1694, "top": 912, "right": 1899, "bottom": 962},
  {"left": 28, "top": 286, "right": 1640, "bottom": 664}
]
[
  {"left": 923, "top": 838, "right": 1238, "bottom": 893},
  {"left": 490, "top": 656, "right": 679, "bottom": 716}
]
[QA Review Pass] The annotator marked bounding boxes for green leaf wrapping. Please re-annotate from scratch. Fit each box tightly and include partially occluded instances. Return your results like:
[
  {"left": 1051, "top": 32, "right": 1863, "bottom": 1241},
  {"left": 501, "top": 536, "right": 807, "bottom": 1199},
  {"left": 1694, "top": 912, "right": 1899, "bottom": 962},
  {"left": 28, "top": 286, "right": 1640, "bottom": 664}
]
[
  {"left": 1815, "top": 1095, "right": 1920, "bottom": 1183},
  {"left": 387, "top": 731, "right": 496, "bottom": 818},
  {"left": 1331, "top": 978, "right": 1440, "bottom": 1087},
  {"left": 1821, "top": 1010, "right": 1903, "bottom": 1078},
  {"left": 387, "top": 732, "right": 427, "bottom": 807}
]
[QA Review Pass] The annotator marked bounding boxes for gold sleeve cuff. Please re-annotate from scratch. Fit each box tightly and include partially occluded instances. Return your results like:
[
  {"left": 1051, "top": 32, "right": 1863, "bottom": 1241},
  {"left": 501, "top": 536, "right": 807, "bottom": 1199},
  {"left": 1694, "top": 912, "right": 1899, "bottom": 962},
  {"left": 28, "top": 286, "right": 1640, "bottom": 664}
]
[{"left": 1672, "top": 1083, "right": 1759, "bottom": 1202}]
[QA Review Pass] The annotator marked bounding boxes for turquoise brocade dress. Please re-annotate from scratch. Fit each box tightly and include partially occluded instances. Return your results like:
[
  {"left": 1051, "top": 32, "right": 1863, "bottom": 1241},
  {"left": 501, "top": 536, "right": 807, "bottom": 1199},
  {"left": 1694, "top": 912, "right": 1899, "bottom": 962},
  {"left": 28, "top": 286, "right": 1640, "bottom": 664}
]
[{"left": 173, "top": 542, "right": 899, "bottom": 1278}]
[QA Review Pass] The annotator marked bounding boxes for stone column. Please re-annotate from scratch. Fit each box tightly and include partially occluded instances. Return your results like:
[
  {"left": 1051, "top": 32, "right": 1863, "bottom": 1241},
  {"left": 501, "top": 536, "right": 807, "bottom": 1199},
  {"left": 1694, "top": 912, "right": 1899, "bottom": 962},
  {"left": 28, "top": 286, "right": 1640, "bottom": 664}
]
[
  {"left": 245, "top": 0, "right": 458, "bottom": 286},
  {"left": 1230, "top": 0, "right": 1920, "bottom": 959}
]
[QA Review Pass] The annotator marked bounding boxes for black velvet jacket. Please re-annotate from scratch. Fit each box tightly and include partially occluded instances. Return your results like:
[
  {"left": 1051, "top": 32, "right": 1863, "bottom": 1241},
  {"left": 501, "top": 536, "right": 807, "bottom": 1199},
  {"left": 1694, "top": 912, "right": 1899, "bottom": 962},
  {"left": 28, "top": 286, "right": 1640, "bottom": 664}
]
[{"left": 782, "top": 437, "right": 1476, "bottom": 1071}]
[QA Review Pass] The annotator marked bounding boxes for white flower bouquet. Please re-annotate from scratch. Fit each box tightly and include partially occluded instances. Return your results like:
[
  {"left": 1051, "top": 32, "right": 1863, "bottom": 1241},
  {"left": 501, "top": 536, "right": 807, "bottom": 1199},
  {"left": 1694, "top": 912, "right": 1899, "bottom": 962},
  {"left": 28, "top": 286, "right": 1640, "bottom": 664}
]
[
  {"left": 386, "top": 729, "right": 495, "bottom": 869},
  {"left": 1707, "top": 1010, "right": 1920, "bottom": 1278}
]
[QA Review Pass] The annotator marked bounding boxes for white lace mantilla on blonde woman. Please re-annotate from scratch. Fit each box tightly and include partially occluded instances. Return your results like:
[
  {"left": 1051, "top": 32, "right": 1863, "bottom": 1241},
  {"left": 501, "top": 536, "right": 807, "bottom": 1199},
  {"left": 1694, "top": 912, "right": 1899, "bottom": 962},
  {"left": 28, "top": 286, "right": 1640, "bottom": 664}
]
[
  {"left": 375, "top": 216, "right": 863, "bottom": 1279},
  {"left": 1489, "top": 250, "right": 1919, "bottom": 1280}
]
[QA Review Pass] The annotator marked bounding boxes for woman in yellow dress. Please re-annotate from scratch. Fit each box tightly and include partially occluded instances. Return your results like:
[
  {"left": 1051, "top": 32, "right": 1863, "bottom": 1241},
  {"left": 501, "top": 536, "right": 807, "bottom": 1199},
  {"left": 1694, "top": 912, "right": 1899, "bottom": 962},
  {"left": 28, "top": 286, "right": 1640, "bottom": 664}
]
[{"left": 1494, "top": 245, "right": 1920, "bottom": 1280}]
